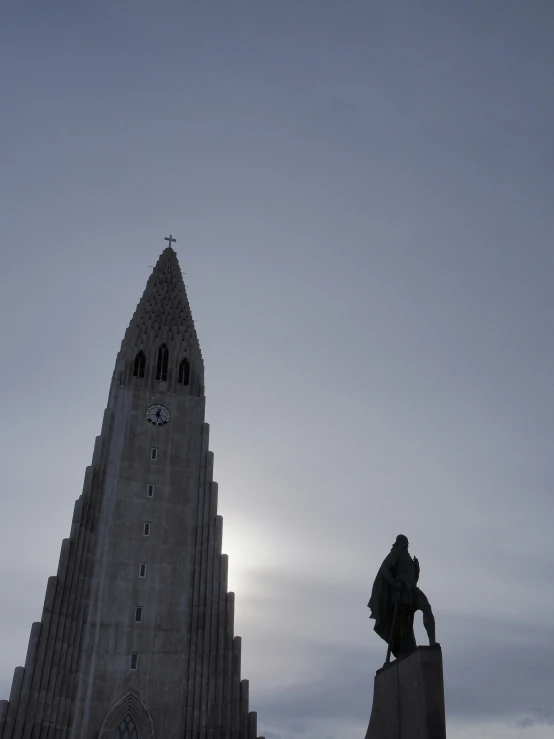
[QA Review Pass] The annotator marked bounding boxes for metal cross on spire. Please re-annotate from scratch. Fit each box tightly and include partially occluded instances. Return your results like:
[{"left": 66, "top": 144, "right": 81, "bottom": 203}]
[{"left": 164, "top": 234, "right": 177, "bottom": 247}]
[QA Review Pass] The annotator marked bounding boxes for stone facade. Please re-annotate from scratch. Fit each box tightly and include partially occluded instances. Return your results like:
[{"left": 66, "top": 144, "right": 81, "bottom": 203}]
[{"left": 0, "top": 247, "right": 261, "bottom": 739}]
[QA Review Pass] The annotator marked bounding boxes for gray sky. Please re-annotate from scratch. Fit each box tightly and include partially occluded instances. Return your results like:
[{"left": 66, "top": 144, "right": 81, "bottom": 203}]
[{"left": 1, "top": 2, "right": 554, "bottom": 737}]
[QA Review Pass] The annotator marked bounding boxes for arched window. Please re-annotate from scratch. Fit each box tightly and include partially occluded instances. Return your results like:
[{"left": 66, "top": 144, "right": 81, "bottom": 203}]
[
  {"left": 156, "top": 344, "right": 169, "bottom": 381},
  {"left": 178, "top": 357, "right": 190, "bottom": 386},
  {"left": 99, "top": 691, "right": 154, "bottom": 739},
  {"left": 114, "top": 714, "right": 138, "bottom": 739},
  {"left": 133, "top": 351, "right": 146, "bottom": 378}
]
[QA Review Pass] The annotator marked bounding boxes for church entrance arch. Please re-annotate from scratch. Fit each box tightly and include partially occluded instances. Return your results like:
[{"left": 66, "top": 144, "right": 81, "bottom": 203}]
[{"left": 98, "top": 692, "right": 155, "bottom": 739}]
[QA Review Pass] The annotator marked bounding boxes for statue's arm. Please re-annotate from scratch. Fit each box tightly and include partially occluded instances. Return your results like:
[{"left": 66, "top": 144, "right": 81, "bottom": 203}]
[
  {"left": 414, "top": 556, "right": 420, "bottom": 583},
  {"left": 379, "top": 551, "right": 399, "bottom": 588}
]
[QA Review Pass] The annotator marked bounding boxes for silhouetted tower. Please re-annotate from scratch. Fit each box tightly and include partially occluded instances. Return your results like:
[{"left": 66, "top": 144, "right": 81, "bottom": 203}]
[{"left": 0, "top": 243, "right": 261, "bottom": 739}]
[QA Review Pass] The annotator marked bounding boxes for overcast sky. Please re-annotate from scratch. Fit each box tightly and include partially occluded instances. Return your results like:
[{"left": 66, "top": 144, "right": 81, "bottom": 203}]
[{"left": 1, "top": 2, "right": 554, "bottom": 737}]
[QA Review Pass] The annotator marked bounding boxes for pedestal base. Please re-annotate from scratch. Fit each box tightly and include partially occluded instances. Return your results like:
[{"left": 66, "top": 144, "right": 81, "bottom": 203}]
[{"left": 365, "top": 645, "right": 446, "bottom": 739}]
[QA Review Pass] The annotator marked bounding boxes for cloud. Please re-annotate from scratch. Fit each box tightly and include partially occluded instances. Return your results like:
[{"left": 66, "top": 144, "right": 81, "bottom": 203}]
[
  {"left": 516, "top": 712, "right": 554, "bottom": 728},
  {"left": 234, "top": 570, "right": 554, "bottom": 738},
  {"left": 1, "top": 3, "right": 554, "bottom": 739}
]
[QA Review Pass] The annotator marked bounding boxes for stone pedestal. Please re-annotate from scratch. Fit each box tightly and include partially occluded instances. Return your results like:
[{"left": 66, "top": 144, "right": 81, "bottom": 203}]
[{"left": 365, "top": 646, "right": 446, "bottom": 739}]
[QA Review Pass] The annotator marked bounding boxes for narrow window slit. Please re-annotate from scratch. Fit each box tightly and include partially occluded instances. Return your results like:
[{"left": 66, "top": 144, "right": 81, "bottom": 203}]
[
  {"left": 156, "top": 344, "right": 169, "bottom": 381},
  {"left": 178, "top": 357, "right": 190, "bottom": 386}
]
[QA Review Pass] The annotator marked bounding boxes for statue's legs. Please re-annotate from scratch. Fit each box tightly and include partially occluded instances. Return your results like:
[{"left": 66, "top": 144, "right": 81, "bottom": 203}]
[
  {"left": 414, "top": 590, "right": 437, "bottom": 646},
  {"left": 390, "top": 605, "right": 416, "bottom": 659},
  {"left": 422, "top": 607, "right": 436, "bottom": 645}
]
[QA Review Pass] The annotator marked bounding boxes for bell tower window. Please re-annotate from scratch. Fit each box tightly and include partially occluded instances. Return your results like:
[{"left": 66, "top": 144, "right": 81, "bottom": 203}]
[
  {"left": 133, "top": 351, "right": 146, "bottom": 378},
  {"left": 178, "top": 357, "right": 190, "bottom": 385},
  {"left": 156, "top": 344, "right": 169, "bottom": 381}
]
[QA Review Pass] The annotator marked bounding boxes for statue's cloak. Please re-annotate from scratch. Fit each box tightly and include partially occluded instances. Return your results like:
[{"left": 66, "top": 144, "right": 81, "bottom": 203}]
[
  {"left": 368, "top": 547, "right": 418, "bottom": 657},
  {"left": 367, "top": 551, "right": 397, "bottom": 643}
]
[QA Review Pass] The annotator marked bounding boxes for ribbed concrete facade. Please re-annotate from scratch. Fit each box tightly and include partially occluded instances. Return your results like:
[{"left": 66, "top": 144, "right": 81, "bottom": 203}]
[{"left": 0, "top": 246, "right": 261, "bottom": 739}]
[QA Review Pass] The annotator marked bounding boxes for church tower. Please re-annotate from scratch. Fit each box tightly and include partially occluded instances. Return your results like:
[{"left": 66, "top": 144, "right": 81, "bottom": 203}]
[{"left": 0, "top": 243, "right": 261, "bottom": 739}]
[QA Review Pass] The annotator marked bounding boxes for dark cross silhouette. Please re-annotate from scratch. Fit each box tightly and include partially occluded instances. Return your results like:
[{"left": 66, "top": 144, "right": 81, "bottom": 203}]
[{"left": 164, "top": 234, "right": 177, "bottom": 247}]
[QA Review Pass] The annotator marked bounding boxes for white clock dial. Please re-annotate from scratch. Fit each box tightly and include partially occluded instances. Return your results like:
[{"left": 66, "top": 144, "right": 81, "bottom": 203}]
[{"left": 146, "top": 404, "right": 171, "bottom": 426}]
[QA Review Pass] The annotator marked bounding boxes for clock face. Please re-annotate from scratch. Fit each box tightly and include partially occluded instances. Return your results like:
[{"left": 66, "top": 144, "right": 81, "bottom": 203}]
[{"left": 145, "top": 404, "right": 171, "bottom": 426}]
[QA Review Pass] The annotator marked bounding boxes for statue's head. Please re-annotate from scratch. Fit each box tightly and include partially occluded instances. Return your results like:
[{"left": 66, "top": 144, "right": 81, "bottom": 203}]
[{"left": 395, "top": 534, "right": 409, "bottom": 549}]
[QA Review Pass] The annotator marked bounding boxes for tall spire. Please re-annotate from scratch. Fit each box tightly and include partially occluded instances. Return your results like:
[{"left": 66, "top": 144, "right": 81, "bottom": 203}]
[
  {"left": 0, "top": 236, "right": 261, "bottom": 739},
  {"left": 115, "top": 243, "right": 204, "bottom": 394},
  {"left": 125, "top": 247, "right": 199, "bottom": 345},
  {"left": 122, "top": 245, "right": 203, "bottom": 369}
]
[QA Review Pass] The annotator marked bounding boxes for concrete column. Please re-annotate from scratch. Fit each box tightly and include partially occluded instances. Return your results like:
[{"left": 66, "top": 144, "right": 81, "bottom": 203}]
[
  {"left": 207, "top": 517, "right": 223, "bottom": 738},
  {"left": 192, "top": 522, "right": 210, "bottom": 735},
  {"left": 239, "top": 680, "right": 249, "bottom": 739},
  {"left": 58, "top": 460, "right": 103, "bottom": 735},
  {"left": 46, "top": 540, "right": 81, "bottom": 736},
  {"left": 188, "top": 424, "right": 211, "bottom": 737},
  {"left": 215, "top": 516, "right": 223, "bottom": 558},
  {"left": 2, "top": 667, "right": 25, "bottom": 739},
  {"left": 195, "top": 449, "right": 215, "bottom": 734},
  {"left": 90, "top": 432, "right": 104, "bottom": 467},
  {"left": 231, "top": 637, "right": 242, "bottom": 739},
  {"left": 48, "top": 497, "right": 87, "bottom": 737},
  {"left": 56, "top": 540, "right": 71, "bottom": 581},
  {"left": 198, "top": 425, "right": 210, "bottom": 522},
  {"left": 214, "top": 554, "right": 228, "bottom": 736},
  {"left": 223, "top": 593, "right": 235, "bottom": 739},
  {"left": 203, "top": 452, "right": 214, "bottom": 523},
  {"left": 58, "top": 473, "right": 99, "bottom": 735},
  {"left": 185, "top": 523, "right": 201, "bottom": 738},
  {"left": 42, "top": 538, "right": 78, "bottom": 734},
  {"left": 200, "top": 519, "right": 217, "bottom": 732},
  {"left": 11, "top": 622, "right": 41, "bottom": 739},
  {"left": 20, "top": 576, "right": 57, "bottom": 739},
  {"left": 0, "top": 700, "right": 8, "bottom": 737},
  {"left": 69, "top": 497, "right": 83, "bottom": 540},
  {"left": 247, "top": 712, "right": 257, "bottom": 739},
  {"left": 209, "top": 482, "right": 219, "bottom": 523},
  {"left": 33, "top": 576, "right": 67, "bottom": 731}
]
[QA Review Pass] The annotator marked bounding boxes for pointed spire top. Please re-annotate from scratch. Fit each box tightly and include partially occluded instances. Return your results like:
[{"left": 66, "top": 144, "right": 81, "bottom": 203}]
[{"left": 121, "top": 239, "right": 203, "bottom": 374}]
